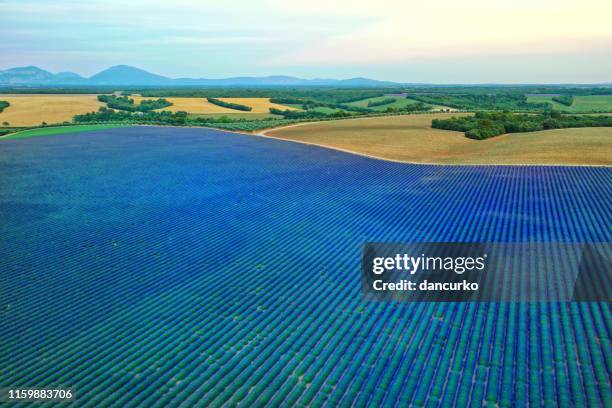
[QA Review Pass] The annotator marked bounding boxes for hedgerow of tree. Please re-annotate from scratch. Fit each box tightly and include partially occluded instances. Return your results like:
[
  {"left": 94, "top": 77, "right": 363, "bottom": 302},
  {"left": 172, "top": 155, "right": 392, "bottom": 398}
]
[
  {"left": 382, "top": 102, "right": 430, "bottom": 113},
  {"left": 431, "top": 111, "right": 612, "bottom": 140},
  {"left": 206, "top": 98, "right": 252, "bottom": 111},
  {"left": 367, "top": 98, "right": 396, "bottom": 107},
  {"left": 269, "top": 108, "right": 353, "bottom": 119},
  {"left": 552, "top": 95, "right": 574, "bottom": 106},
  {"left": 75, "top": 107, "right": 189, "bottom": 125}
]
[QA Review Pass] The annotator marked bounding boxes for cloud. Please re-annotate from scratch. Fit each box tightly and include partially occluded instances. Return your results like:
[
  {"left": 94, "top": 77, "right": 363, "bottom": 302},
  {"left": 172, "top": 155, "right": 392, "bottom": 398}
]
[
  {"left": 266, "top": 0, "right": 612, "bottom": 66},
  {"left": 139, "top": 36, "right": 280, "bottom": 46}
]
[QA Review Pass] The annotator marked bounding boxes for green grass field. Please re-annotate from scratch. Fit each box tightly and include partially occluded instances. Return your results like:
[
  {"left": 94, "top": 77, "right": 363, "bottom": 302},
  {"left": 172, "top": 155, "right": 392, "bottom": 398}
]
[
  {"left": 527, "top": 95, "right": 612, "bottom": 112},
  {"left": 1, "top": 124, "right": 127, "bottom": 140},
  {"left": 309, "top": 106, "right": 343, "bottom": 114},
  {"left": 346, "top": 96, "right": 422, "bottom": 111}
]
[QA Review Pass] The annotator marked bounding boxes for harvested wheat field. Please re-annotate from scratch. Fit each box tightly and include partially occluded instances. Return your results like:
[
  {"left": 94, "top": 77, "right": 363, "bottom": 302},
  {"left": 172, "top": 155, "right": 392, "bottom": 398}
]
[
  {"left": 264, "top": 113, "right": 611, "bottom": 166},
  {"left": 219, "top": 98, "right": 299, "bottom": 113},
  {"left": 0, "top": 94, "right": 103, "bottom": 126},
  {"left": 131, "top": 96, "right": 297, "bottom": 114}
]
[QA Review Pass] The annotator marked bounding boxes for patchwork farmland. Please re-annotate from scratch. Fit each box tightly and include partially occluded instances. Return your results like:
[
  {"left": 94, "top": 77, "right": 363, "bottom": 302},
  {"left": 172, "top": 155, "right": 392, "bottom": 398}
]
[
  {"left": 0, "top": 94, "right": 300, "bottom": 128},
  {"left": 130, "top": 96, "right": 297, "bottom": 114}
]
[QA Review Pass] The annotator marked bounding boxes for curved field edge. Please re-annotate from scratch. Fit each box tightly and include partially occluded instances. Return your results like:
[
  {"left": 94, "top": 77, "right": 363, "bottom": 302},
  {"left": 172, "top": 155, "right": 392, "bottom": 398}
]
[
  {"left": 4, "top": 119, "right": 610, "bottom": 167},
  {"left": 0, "top": 124, "right": 128, "bottom": 140},
  {"left": 262, "top": 114, "right": 612, "bottom": 167}
]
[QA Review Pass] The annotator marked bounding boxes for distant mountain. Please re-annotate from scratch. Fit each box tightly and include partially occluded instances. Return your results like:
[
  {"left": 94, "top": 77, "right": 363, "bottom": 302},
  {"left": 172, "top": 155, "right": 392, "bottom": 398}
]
[
  {"left": 0, "top": 65, "right": 402, "bottom": 87},
  {"left": 338, "top": 77, "right": 398, "bottom": 86},
  {"left": 55, "top": 71, "right": 83, "bottom": 80},
  {"left": 88, "top": 65, "right": 172, "bottom": 86},
  {"left": 0, "top": 66, "right": 56, "bottom": 84},
  {"left": 0, "top": 66, "right": 85, "bottom": 85},
  {"left": 175, "top": 75, "right": 315, "bottom": 86}
]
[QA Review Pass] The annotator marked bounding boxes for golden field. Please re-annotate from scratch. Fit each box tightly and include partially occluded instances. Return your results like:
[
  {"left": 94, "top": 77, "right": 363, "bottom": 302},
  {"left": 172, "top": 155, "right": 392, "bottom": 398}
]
[
  {"left": 0, "top": 94, "right": 103, "bottom": 126},
  {"left": 264, "top": 114, "right": 612, "bottom": 166},
  {"left": 131, "top": 96, "right": 297, "bottom": 114},
  {"left": 218, "top": 98, "right": 298, "bottom": 113},
  {"left": 0, "top": 94, "right": 299, "bottom": 126}
]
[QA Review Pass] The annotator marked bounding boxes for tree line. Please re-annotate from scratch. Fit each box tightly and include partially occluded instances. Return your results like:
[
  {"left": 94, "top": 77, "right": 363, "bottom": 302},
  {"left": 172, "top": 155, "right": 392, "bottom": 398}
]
[
  {"left": 382, "top": 102, "right": 430, "bottom": 113},
  {"left": 75, "top": 107, "right": 188, "bottom": 125},
  {"left": 97, "top": 95, "right": 172, "bottom": 112},
  {"left": 206, "top": 98, "right": 252, "bottom": 111},
  {"left": 271, "top": 97, "right": 372, "bottom": 113},
  {"left": 270, "top": 97, "right": 427, "bottom": 114},
  {"left": 431, "top": 111, "right": 612, "bottom": 140},
  {"left": 409, "top": 93, "right": 550, "bottom": 111},
  {"left": 72, "top": 106, "right": 301, "bottom": 131},
  {"left": 367, "top": 98, "right": 395, "bottom": 107},
  {"left": 70, "top": 102, "right": 436, "bottom": 133},
  {"left": 269, "top": 100, "right": 431, "bottom": 119},
  {"left": 552, "top": 95, "right": 574, "bottom": 106},
  {"left": 269, "top": 108, "right": 352, "bottom": 119},
  {"left": 140, "top": 89, "right": 388, "bottom": 104}
]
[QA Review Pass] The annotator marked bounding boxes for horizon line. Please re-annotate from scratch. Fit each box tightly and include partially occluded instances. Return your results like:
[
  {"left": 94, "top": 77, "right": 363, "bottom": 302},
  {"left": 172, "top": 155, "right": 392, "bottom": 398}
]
[{"left": 1, "top": 64, "right": 611, "bottom": 86}]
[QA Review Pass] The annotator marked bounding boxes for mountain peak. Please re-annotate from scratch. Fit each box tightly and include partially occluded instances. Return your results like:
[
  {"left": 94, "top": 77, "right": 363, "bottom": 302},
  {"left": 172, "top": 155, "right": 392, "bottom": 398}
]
[
  {"left": 0, "top": 65, "right": 56, "bottom": 84},
  {"left": 2, "top": 65, "right": 52, "bottom": 74},
  {"left": 88, "top": 65, "right": 171, "bottom": 85},
  {"left": 105, "top": 64, "right": 150, "bottom": 72},
  {"left": 7, "top": 65, "right": 45, "bottom": 70},
  {"left": 0, "top": 65, "right": 402, "bottom": 87}
]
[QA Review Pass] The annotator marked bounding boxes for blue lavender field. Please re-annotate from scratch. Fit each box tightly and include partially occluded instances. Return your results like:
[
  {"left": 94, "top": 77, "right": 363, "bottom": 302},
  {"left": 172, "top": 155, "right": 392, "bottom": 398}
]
[{"left": 0, "top": 127, "right": 610, "bottom": 406}]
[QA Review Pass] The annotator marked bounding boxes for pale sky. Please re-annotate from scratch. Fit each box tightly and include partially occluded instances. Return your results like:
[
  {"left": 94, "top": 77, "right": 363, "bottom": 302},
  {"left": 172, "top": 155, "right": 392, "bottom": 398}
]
[{"left": 1, "top": 0, "right": 611, "bottom": 83}]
